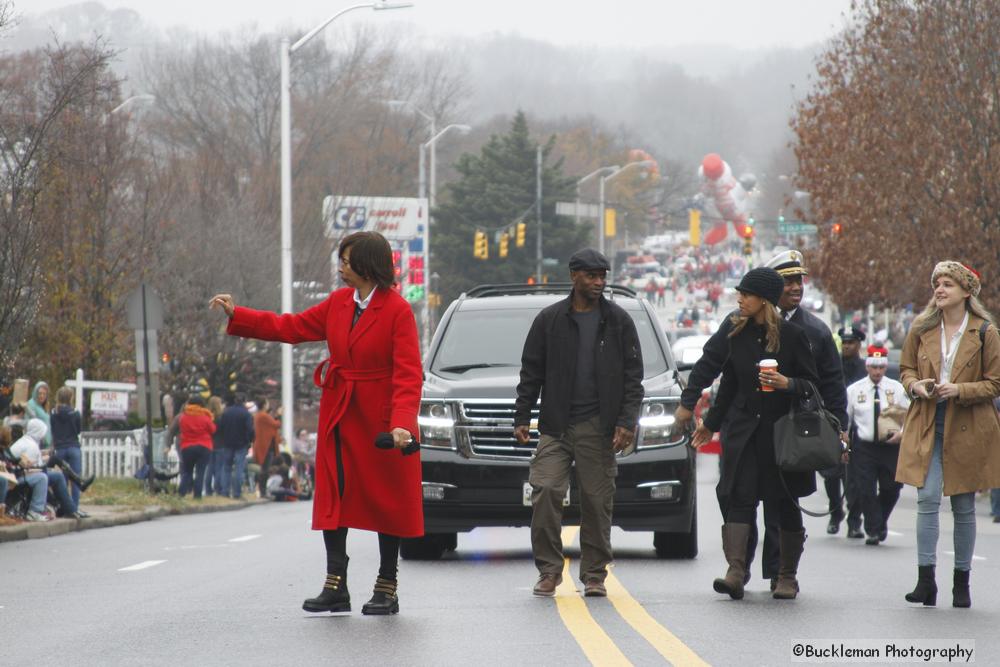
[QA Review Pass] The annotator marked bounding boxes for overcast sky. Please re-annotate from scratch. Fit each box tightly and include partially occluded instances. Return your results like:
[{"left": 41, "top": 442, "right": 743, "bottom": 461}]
[{"left": 24, "top": 0, "right": 854, "bottom": 50}]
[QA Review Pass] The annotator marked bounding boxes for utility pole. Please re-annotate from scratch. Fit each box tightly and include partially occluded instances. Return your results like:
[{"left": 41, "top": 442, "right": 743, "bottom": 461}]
[{"left": 536, "top": 145, "right": 543, "bottom": 283}]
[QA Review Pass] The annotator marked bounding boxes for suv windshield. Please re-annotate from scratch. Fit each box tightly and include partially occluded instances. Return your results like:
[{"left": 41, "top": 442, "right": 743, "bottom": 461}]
[{"left": 431, "top": 305, "right": 669, "bottom": 378}]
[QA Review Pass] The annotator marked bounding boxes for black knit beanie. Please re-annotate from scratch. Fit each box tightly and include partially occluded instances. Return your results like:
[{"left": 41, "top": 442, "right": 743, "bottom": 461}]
[{"left": 736, "top": 267, "right": 785, "bottom": 306}]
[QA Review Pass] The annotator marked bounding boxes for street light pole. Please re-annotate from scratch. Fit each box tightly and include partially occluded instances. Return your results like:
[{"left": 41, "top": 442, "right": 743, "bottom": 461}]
[
  {"left": 577, "top": 166, "right": 618, "bottom": 251},
  {"left": 599, "top": 160, "right": 655, "bottom": 259},
  {"left": 536, "top": 145, "right": 543, "bottom": 284},
  {"left": 417, "top": 123, "right": 471, "bottom": 351},
  {"left": 279, "top": 1, "right": 412, "bottom": 452}
]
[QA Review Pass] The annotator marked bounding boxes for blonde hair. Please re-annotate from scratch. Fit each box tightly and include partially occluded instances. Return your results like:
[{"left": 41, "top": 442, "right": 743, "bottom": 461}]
[
  {"left": 728, "top": 300, "right": 782, "bottom": 353},
  {"left": 56, "top": 386, "right": 74, "bottom": 406},
  {"left": 208, "top": 395, "right": 224, "bottom": 419},
  {"left": 910, "top": 294, "right": 995, "bottom": 336}
]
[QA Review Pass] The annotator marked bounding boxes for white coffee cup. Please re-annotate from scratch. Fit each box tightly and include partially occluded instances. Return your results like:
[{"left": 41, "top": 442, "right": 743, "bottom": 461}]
[{"left": 759, "top": 358, "right": 779, "bottom": 392}]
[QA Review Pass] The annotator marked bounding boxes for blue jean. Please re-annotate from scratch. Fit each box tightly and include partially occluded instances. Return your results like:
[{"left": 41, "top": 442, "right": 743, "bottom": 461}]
[
  {"left": 55, "top": 445, "right": 83, "bottom": 509},
  {"left": 203, "top": 449, "right": 217, "bottom": 495},
  {"left": 990, "top": 488, "right": 1000, "bottom": 517},
  {"left": 216, "top": 448, "right": 244, "bottom": 498},
  {"left": 178, "top": 446, "right": 212, "bottom": 498},
  {"left": 917, "top": 405, "right": 976, "bottom": 570},
  {"left": 234, "top": 449, "right": 248, "bottom": 497},
  {"left": 23, "top": 472, "right": 49, "bottom": 513},
  {"left": 0, "top": 475, "right": 7, "bottom": 505}
]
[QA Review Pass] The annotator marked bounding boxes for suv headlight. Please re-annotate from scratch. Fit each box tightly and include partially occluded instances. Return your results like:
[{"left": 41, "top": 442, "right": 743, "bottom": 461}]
[
  {"left": 419, "top": 401, "right": 456, "bottom": 449},
  {"left": 636, "top": 400, "right": 686, "bottom": 449}
]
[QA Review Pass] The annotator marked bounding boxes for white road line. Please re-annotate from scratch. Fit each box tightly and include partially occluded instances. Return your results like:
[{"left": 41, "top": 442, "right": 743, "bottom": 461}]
[
  {"left": 118, "top": 560, "right": 166, "bottom": 572},
  {"left": 228, "top": 534, "right": 261, "bottom": 543},
  {"left": 944, "top": 551, "right": 986, "bottom": 562}
]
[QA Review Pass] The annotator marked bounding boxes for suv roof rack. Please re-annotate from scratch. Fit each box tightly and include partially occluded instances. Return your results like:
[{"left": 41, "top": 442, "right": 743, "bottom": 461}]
[{"left": 464, "top": 283, "right": 638, "bottom": 299}]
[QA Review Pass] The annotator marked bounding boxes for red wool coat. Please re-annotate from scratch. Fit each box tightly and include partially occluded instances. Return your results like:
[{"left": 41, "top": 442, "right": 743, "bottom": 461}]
[{"left": 227, "top": 287, "right": 424, "bottom": 536}]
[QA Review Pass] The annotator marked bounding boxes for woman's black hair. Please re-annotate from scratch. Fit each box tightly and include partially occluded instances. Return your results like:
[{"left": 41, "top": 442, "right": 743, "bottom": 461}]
[{"left": 338, "top": 231, "right": 395, "bottom": 290}]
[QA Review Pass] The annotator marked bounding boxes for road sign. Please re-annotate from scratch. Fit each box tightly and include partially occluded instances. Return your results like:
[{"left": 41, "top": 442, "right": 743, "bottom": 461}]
[
  {"left": 778, "top": 222, "right": 818, "bottom": 236},
  {"left": 556, "top": 202, "right": 601, "bottom": 219},
  {"left": 126, "top": 284, "right": 164, "bottom": 330},
  {"left": 322, "top": 195, "right": 427, "bottom": 240}
]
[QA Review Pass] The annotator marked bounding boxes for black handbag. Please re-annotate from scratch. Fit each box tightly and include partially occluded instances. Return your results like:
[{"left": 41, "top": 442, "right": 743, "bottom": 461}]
[{"left": 773, "top": 380, "right": 846, "bottom": 517}]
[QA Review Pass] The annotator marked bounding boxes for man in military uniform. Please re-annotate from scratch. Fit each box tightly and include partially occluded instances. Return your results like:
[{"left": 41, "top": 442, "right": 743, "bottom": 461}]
[
  {"left": 827, "top": 327, "right": 867, "bottom": 537},
  {"left": 675, "top": 250, "right": 848, "bottom": 590},
  {"left": 839, "top": 327, "right": 867, "bottom": 385},
  {"left": 846, "top": 346, "right": 909, "bottom": 545}
]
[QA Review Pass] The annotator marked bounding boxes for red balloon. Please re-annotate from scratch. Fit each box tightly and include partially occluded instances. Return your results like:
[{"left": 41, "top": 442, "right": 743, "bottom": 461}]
[
  {"left": 701, "top": 153, "right": 724, "bottom": 180},
  {"left": 704, "top": 222, "right": 728, "bottom": 245}
]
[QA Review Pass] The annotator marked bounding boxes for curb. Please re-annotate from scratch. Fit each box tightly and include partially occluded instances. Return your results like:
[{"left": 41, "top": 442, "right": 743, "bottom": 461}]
[{"left": 0, "top": 498, "right": 269, "bottom": 544}]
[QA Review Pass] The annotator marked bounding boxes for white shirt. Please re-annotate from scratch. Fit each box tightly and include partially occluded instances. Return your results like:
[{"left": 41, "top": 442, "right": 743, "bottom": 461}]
[
  {"left": 939, "top": 311, "right": 969, "bottom": 384},
  {"left": 353, "top": 288, "right": 375, "bottom": 310},
  {"left": 846, "top": 375, "right": 909, "bottom": 443},
  {"left": 782, "top": 307, "right": 798, "bottom": 321}
]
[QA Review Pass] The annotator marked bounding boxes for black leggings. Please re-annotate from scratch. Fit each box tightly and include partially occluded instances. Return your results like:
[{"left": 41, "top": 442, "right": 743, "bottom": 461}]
[{"left": 323, "top": 528, "right": 401, "bottom": 581}]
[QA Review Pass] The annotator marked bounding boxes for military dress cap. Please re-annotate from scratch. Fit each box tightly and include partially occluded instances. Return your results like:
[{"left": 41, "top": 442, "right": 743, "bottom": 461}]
[
  {"left": 838, "top": 326, "right": 866, "bottom": 342},
  {"left": 568, "top": 248, "right": 611, "bottom": 272},
  {"left": 765, "top": 249, "right": 808, "bottom": 277}
]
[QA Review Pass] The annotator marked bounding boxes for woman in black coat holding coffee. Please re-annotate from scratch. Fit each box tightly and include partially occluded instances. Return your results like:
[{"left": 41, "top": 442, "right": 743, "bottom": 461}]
[{"left": 692, "top": 267, "right": 820, "bottom": 601}]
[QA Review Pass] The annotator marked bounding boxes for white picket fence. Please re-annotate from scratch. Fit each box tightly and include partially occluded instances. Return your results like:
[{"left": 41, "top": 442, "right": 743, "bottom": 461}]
[{"left": 80, "top": 429, "right": 174, "bottom": 478}]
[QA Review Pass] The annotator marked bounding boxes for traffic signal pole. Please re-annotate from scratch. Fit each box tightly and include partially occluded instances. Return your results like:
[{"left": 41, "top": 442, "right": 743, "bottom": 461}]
[{"left": 536, "top": 145, "right": 543, "bottom": 284}]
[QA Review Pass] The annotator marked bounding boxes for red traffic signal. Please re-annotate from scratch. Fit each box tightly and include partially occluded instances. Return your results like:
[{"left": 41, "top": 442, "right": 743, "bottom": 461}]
[
  {"left": 742, "top": 225, "right": 754, "bottom": 238},
  {"left": 832, "top": 223, "right": 842, "bottom": 235}
]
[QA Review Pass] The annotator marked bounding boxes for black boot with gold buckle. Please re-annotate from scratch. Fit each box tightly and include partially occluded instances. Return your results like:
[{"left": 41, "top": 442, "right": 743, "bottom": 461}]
[
  {"left": 302, "top": 570, "right": 350, "bottom": 613},
  {"left": 361, "top": 576, "right": 399, "bottom": 615}
]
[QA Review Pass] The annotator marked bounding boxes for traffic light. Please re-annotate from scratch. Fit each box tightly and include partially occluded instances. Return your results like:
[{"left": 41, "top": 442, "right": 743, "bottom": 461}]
[
  {"left": 832, "top": 222, "right": 843, "bottom": 235},
  {"left": 743, "top": 236, "right": 753, "bottom": 256},
  {"left": 474, "top": 231, "right": 488, "bottom": 259},
  {"left": 515, "top": 222, "right": 526, "bottom": 248},
  {"left": 499, "top": 232, "right": 509, "bottom": 258},
  {"left": 392, "top": 250, "right": 402, "bottom": 282},
  {"left": 743, "top": 224, "right": 754, "bottom": 238}
]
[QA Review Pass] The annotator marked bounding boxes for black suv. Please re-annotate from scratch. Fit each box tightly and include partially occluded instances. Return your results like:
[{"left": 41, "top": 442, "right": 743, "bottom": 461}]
[{"left": 403, "top": 283, "right": 696, "bottom": 560}]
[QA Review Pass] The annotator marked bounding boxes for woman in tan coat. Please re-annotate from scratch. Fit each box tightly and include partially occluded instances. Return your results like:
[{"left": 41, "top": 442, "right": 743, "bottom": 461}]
[{"left": 897, "top": 261, "right": 1000, "bottom": 608}]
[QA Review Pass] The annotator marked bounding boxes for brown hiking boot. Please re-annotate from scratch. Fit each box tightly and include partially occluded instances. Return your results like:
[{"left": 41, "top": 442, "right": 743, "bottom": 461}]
[
  {"left": 583, "top": 578, "right": 607, "bottom": 597},
  {"left": 533, "top": 573, "right": 562, "bottom": 597}
]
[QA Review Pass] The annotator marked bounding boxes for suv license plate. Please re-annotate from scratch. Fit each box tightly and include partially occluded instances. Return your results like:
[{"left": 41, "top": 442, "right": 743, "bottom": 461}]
[{"left": 522, "top": 482, "right": 570, "bottom": 507}]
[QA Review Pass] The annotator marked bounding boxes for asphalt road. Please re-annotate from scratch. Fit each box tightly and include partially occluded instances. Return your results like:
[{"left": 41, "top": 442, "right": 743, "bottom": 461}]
[{"left": 5, "top": 454, "right": 997, "bottom": 666}]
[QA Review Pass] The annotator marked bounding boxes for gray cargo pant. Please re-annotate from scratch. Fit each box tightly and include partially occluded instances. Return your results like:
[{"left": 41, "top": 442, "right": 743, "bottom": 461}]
[{"left": 529, "top": 416, "right": 617, "bottom": 582}]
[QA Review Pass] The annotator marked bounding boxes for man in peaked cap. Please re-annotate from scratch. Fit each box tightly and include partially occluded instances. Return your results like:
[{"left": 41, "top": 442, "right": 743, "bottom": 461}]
[{"left": 839, "top": 326, "right": 868, "bottom": 386}]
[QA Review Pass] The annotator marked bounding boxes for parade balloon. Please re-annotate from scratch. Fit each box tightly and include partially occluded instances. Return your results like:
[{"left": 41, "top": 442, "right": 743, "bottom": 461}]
[{"left": 698, "top": 153, "right": 753, "bottom": 243}]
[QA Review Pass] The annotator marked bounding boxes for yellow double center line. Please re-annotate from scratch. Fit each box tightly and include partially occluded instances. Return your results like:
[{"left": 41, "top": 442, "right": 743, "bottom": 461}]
[{"left": 554, "top": 526, "right": 710, "bottom": 666}]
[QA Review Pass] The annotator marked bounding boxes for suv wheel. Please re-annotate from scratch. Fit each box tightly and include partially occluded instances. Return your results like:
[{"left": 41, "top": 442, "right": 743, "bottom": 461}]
[
  {"left": 400, "top": 532, "right": 458, "bottom": 560},
  {"left": 653, "top": 505, "right": 698, "bottom": 559}
]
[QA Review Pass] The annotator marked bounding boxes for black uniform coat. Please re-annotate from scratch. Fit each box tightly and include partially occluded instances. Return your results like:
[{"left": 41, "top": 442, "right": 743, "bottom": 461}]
[
  {"left": 842, "top": 355, "right": 867, "bottom": 386},
  {"left": 702, "top": 318, "right": 821, "bottom": 500},
  {"left": 787, "top": 308, "right": 849, "bottom": 431}
]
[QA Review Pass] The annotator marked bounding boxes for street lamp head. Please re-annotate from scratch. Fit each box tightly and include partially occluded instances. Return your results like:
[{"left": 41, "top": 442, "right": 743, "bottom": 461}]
[
  {"left": 374, "top": 1, "right": 415, "bottom": 10},
  {"left": 453, "top": 124, "right": 472, "bottom": 135},
  {"left": 385, "top": 100, "right": 408, "bottom": 110},
  {"left": 110, "top": 94, "right": 155, "bottom": 116}
]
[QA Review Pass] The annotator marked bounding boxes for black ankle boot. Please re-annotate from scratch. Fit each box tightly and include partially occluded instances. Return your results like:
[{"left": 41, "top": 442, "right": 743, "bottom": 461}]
[
  {"left": 952, "top": 569, "right": 971, "bottom": 608},
  {"left": 361, "top": 576, "right": 399, "bottom": 615},
  {"left": 904, "top": 565, "right": 937, "bottom": 606},
  {"left": 302, "top": 569, "right": 350, "bottom": 613}
]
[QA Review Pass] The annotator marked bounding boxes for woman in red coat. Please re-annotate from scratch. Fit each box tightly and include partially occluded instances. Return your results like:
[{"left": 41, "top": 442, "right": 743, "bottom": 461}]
[{"left": 210, "top": 231, "right": 423, "bottom": 616}]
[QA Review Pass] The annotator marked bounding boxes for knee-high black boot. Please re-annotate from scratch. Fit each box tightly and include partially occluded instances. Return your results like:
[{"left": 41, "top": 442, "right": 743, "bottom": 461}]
[
  {"left": 904, "top": 565, "right": 937, "bottom": 606},
  {"left": 952, "top": 569, "right": 971, "bottom": 608},
  {"left": 303, "top": 529, "right": 350, "bottom": 613},
  {"left": 48, "top": 457, "right": 96, "bottom": 492}
]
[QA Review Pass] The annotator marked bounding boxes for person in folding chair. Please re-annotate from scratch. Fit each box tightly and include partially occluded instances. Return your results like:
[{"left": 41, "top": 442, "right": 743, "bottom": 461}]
[{"left": 691, "top": 267, "right": 820, "bottom": 601}]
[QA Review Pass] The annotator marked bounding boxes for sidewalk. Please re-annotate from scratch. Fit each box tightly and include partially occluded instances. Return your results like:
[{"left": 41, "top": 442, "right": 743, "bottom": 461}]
[{"left": 0, "top": 497, "right": 268, "bottom": 544}]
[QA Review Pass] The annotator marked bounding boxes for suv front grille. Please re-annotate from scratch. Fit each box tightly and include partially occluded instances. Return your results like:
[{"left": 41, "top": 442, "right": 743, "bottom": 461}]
[{"left": 458, "top": 400, "right": 538, "bottom": 459}]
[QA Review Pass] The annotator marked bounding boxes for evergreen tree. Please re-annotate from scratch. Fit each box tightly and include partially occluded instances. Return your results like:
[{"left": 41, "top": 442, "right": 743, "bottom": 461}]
[{"left": 432, "top": 111, "right": 589, "bottom": 307}]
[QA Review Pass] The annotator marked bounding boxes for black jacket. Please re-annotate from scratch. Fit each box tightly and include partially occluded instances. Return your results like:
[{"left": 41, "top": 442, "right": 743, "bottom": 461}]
[
  {"left": 515, "top": 293, "right": 644, "bottom": 436},
  {"left": 683, "top": 309, "right": 848, "bottom": 430},
  {"left": 219, "top": 404, "right": 255, "bottom": 450},
  {"left": 842, "top": 355, "right": 867, "bottom": 386},
  {"left": 703, "top": 318, "right": 820, "bottom": 499}
]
